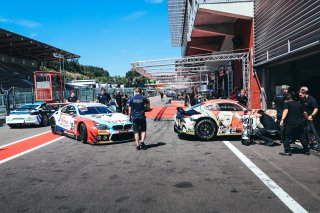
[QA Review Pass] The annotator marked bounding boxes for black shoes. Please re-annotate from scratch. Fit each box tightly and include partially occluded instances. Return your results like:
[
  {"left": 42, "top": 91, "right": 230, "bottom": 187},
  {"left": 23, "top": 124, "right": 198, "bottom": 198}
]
[
  {"left": 266, "top": 141, "right": 274, "bottom": 147},
  {"left": 140, "top": 142, "right": 146, "bottom": 150},
  {"left": 279, "top": 152, "right": 292, "bottom": 156},
  {"left": 304, "top": 150, "right": 310, "bottom": 156},
  {"left": 136, "top": 142, "right": 146, "bottom": 150}
]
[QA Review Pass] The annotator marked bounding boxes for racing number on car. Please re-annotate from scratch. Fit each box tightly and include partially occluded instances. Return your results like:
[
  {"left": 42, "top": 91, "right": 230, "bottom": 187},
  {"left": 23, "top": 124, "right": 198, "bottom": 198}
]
[{"left": 244, "top": 117, "right": 254, "bottom": 125}]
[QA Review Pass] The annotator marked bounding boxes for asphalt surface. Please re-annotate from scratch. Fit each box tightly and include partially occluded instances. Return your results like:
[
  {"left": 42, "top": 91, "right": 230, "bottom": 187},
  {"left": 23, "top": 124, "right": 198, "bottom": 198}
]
[{"left": 0, "top": 97, "right": 320, "bottom": 213}]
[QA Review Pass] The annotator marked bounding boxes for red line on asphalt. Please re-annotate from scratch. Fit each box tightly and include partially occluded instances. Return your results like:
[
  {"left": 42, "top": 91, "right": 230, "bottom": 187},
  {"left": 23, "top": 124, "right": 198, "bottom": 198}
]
[
  {"left": 0, "top": 96, "right": 160, "bottom": 163},
  {"left": 0, "top": 132, "right": 61, "bottom": 162}
]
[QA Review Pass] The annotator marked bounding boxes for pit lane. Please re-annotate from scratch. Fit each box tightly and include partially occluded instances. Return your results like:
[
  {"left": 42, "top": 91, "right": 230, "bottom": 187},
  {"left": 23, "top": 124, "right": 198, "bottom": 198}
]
[{"left": 0, "top": 96, "right": 319, "bottom": 213}]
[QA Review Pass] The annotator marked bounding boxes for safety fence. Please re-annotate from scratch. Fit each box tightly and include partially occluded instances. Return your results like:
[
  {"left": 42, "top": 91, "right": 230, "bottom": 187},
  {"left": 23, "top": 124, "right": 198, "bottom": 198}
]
[{"left": 0, "top": 87, "right": 158, "bottom": 114}]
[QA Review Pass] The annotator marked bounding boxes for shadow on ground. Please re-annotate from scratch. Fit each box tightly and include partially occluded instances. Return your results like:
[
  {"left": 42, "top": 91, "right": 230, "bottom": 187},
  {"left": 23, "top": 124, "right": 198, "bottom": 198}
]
[{"left": 142, "top": 142, "right": 166, "bottom": 150}]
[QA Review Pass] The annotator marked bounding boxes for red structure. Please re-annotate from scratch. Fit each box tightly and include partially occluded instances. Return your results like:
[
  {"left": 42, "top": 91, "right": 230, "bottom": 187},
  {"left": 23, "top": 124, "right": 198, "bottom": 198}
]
[{"left": 34, "top": 71, "right": 64, "bottom": 103}]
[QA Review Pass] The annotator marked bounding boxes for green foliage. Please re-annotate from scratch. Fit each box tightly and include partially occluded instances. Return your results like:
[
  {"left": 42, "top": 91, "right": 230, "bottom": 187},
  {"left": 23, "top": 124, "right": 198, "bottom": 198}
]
[
  {"left": 43, "top": 59, "right": 110, "bottom": 79},
  {"left": 41, "top": 60, "right": 149, "bottom": 87}
]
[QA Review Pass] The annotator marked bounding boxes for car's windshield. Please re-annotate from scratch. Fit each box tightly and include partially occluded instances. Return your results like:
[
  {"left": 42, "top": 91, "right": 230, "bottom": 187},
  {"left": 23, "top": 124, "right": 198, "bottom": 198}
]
[
  {"left": 78, "top": 106, "right": 115, "bottom": 115},
  {"left": 190, "top": 103, "right": 203, "bottom": 109},
  {"left": 17, "top": 104, "right": 40, "bottom": 110}
]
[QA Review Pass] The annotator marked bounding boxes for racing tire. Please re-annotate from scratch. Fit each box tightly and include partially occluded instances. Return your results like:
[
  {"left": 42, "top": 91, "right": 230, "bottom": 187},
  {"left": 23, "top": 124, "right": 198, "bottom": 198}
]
[
  {"left": 50, "top": 118, "right": 59, "bottom": 134},
  {"left": 195, "top": 119, "right": 217, "bottom": 141},
  {"left": 79, "top": 123, "right": 88, "bottom": 144},
  {"left": 8, "top": 124, "right": 17, "bottom": 129},
  {"left": 41, "top": 115, "right": 49, "bottom": 127},
  {"left": 241, "top": 139, "right": 251, "bottom": 146}
]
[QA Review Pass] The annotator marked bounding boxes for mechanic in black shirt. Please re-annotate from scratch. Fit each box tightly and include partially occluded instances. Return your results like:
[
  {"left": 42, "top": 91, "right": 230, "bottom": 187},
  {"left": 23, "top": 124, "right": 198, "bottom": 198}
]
[
  {"left": 122, "top": 94, "right": 129, "bottom": 115},
  {"left": 299, "top": 86, "right": 318, "bottom": 118},
  {"left": 272, "top": 85, "right": 289, "bottom": 121},
  {"left": 115, "top": 91, "right": 123, "bottom": 113},
  {"left": 129, "top": 87, "right": 148, "bottom": 150},
  {"left": 66, "top": 90, "right": 79, "bottom": 103},
  {"left": 273, "top": 85, "right": 290, "bottom": 143},
  {"left": 299, "top": 86, "right": 319, "bottom": 149},
  {"left": 95, "top": 88, "right": 111, "bottom": 105},
  {"left": 237, "top": 89, "right": 248, "bottom": 107},
  {"left": 279, "top": 94, "right": 309, "bottom": 156},
  {"left": 254, "top": 110, "right": 278, "bottom": 146}
]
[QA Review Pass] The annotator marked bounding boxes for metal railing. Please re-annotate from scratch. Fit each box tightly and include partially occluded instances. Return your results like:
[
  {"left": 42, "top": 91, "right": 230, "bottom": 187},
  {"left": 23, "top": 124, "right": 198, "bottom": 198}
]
[{"left": 0, "top": 87, "right": 158, "bottom": 115}]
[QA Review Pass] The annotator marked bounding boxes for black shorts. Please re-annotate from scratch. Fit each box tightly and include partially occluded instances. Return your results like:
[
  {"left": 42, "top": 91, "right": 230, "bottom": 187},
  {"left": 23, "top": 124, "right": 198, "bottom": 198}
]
[{"left": 132, "top": 118, "right": 147, "bottom": 133}]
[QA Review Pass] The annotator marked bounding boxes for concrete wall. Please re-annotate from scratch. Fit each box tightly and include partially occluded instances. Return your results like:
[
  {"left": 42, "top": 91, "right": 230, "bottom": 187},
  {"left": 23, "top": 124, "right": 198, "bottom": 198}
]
[{"left": 233, "top": 19, "right": 261, "bottom": 109}]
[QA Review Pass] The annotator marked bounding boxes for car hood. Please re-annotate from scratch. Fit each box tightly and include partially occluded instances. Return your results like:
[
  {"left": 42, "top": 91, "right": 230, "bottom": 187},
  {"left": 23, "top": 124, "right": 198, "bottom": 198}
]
[{"left": 83, "top": 113, "right": 131, "bottom": 125}]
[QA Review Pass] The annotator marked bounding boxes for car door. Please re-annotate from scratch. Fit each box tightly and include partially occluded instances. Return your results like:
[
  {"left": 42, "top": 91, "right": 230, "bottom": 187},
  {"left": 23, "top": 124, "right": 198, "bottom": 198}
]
[
  {"left": 59, "top": 105, "right": 76, "bottom": 132},
  {"left": 216, "top": 103, "right": 245, "bottom": 135}
]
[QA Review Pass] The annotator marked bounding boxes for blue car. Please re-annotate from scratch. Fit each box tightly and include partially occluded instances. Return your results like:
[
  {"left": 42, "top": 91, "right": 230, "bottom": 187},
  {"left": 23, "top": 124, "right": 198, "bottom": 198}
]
[{"left": 6, "top": 102, "right": 55, "bottom": 128}]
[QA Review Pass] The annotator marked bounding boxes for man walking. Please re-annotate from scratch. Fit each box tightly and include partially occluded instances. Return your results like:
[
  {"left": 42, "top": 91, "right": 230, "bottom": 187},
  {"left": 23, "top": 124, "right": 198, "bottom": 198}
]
[
  {"left": 279, "top": 94, "right": 309, "bottom": 156},
  {"left": 129, "top": 87, "right": 148, "bottom": 150},
  {"left": 160, "top": 92, "right": 164, "bottom": 101},
  {"left": 95, "top": 88, "right": 112, "bottom": 105}
]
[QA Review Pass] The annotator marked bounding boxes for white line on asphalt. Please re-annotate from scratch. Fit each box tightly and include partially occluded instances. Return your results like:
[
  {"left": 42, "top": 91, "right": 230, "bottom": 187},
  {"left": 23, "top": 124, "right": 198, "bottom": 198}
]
[
  {"left": 222, "top": 141, "right": 308, "bottom": 213},
  {"left": 0, "top": 131, "right": 51, "bottom": 149},
  {"left": 0, "top": 137, "right": 65, "bottom": 165}
]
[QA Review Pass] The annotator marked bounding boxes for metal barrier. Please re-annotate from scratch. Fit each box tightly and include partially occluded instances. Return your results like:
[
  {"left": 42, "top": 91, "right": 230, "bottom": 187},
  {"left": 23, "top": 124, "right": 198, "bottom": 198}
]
[{"left": 0, "top": 87, "right": 158, "bottom": 114}]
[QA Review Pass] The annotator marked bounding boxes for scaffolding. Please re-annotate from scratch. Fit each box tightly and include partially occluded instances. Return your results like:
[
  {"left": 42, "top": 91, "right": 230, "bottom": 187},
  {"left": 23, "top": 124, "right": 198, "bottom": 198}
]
[
  {"left": 168, "top": 0, "right": 188, "bottom": 47},
  {"left": 131, "top": 51, "right": 251, "bottom": 107}
]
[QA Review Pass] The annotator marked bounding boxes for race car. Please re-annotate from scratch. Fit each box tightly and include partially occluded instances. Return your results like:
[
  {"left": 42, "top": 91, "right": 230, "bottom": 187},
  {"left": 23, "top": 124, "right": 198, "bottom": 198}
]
[
  {"left": 50, "top": 103, "right": 134, "bottom": 144},
  {"left": 6, "top": 102, "right": 54, "bottom": 128},
  {"left": 174, "top": 99, "right": 276, "bottom": 140}
]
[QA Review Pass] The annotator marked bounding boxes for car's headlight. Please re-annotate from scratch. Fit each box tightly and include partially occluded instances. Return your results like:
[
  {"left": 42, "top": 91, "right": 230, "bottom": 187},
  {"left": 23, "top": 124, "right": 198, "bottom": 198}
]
[{"left": 94, "top": 123, "right": 110, "bottom": 130}]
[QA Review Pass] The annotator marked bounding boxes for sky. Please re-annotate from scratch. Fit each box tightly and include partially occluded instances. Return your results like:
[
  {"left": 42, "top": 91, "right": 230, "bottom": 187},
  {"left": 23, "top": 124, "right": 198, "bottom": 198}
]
[{"left": 0, "top": 0, "right": 181, "bottom": 76}]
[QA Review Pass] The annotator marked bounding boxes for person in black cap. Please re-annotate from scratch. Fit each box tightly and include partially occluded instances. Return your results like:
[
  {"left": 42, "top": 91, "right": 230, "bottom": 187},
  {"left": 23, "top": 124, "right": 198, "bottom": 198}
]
[
  {"left": 66, "top": 90, "right": 79, "bottom": 103},
  {"left": 279, "top": 94, "right": 309, "bottom": 156},
  {"left": 95, "top": 88, "right": 111, "bottom": 105}
]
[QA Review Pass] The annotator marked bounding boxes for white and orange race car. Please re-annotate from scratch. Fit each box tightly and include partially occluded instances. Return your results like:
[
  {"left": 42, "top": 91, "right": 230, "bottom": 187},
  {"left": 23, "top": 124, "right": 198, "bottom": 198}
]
[
  {"left": 50, "top": 103, "right": 134, "bottom": 144},
  {"left": 174, "top": 99, "right": 277, "bottom": 140}
]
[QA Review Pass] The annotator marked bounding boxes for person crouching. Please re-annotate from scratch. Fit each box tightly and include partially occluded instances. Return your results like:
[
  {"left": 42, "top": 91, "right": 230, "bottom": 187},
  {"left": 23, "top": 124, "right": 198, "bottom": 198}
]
[{"left": 254, "top": 110, "right": 278, "bottom": 146}]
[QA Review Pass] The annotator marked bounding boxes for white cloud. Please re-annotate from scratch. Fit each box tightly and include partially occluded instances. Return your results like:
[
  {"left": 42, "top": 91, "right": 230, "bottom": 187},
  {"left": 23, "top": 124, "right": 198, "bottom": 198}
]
[
  {"left": 0, "top": 16, "right": 41, "bottom": 28},
  {"left": 145, "top": 0, "right": 163, "bottom": 3},
  {"left": 122, "top": 11, "right": 148, "bottom": 22}
]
